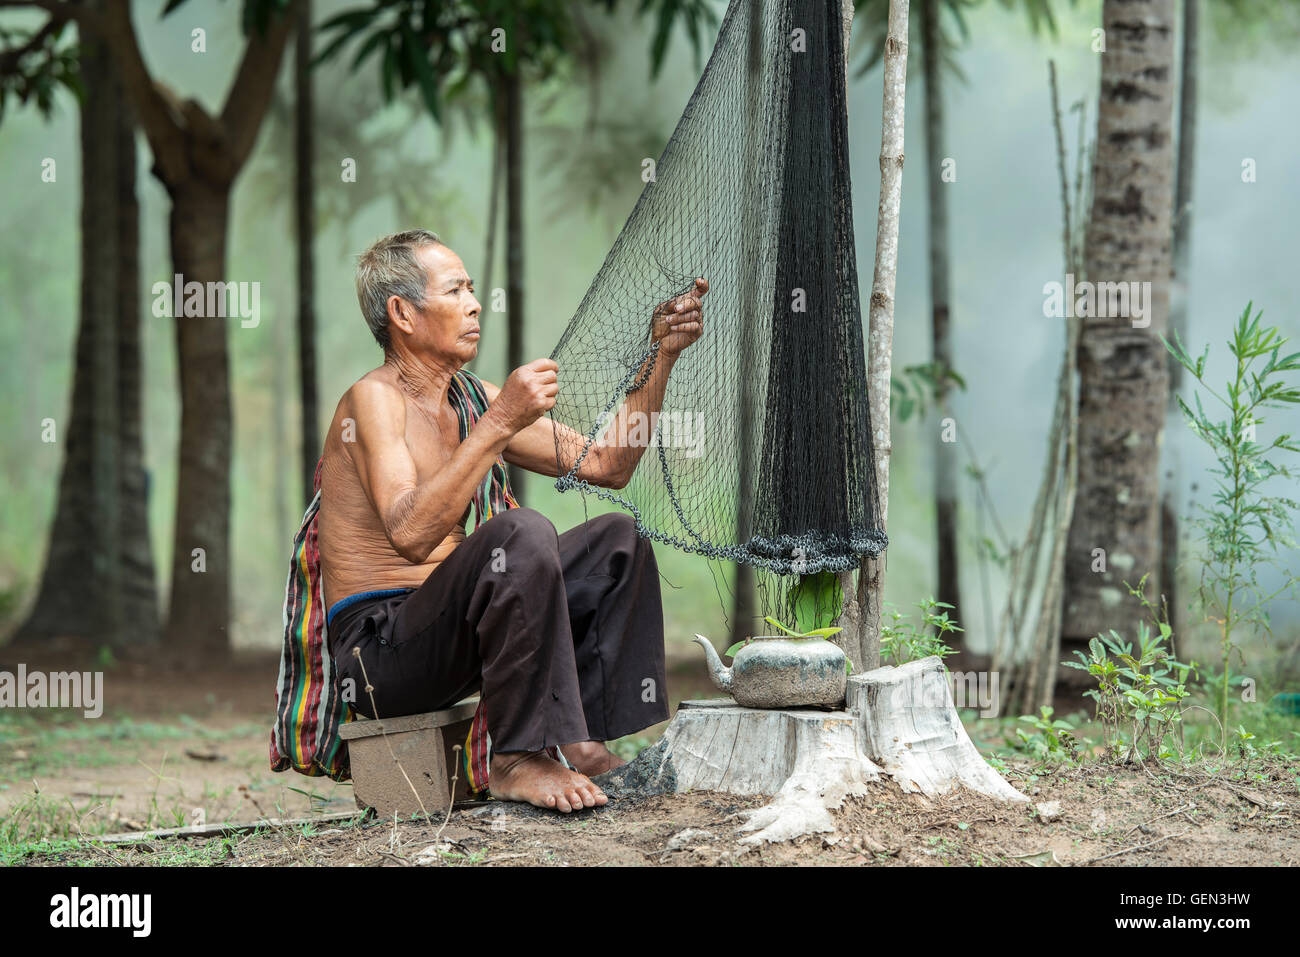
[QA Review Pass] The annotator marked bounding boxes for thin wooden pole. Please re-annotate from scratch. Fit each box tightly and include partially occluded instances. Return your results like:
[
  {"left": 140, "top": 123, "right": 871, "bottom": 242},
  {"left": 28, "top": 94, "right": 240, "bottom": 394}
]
[{"left": 853, "top": 0, "right": 910, "bottom": 671}]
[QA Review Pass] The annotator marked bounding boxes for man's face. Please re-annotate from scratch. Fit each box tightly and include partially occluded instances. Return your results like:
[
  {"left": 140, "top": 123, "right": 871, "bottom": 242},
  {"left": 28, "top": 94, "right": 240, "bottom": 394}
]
[{"left": 399, "top": 244, "right": 481, "bottom": 364}]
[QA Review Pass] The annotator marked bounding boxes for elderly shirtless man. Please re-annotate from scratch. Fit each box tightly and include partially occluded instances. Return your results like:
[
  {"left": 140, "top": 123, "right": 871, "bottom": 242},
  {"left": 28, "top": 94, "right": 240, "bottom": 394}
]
[{"left": 318, "top": 229, "right": 706, "bottom": 813}]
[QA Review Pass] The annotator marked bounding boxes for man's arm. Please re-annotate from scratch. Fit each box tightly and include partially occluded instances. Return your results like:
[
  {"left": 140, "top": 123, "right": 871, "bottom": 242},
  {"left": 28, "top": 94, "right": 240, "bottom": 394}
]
[
  {"left": 344, "top": 372, "right": 547, "bottom": 563},
  {"left": 487, "top": 277, "right": 708, "bottom": 489},
  {"left": 480, "top": 364, "right": 671, "bottom": 489}
]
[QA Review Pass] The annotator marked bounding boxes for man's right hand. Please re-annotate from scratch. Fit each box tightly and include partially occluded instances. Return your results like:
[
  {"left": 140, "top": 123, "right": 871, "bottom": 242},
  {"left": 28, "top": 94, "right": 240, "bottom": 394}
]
[{"left": 490, "top": 358, "right": 559, "bottom": 434}]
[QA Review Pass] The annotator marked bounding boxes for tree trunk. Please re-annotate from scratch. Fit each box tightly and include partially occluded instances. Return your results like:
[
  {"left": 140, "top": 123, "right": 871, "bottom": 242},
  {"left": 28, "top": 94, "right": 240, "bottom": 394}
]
[
  {"left": 1161, "top": 0, "right": 1198, "bottom": 641},
  {"left": 114, "top": 58, "right": 155, "bottom": 642},
  {"left": 850, "top": 0, "right": 910, "bottom": 671},
  {"left": 295, "top": 0, "right": 319, "bottom": 505},
  {"left": 91, "top": 71, "right": 124, "bottom": 645},
  {"left": 94, "top": 0, "right": 297, "bottom": 657},
  {"left": 272, "top": 280, "right": 292, "bottom": 547},
  {"left": 920, "top": 0, "right": 960, "bottom": 624},
  {"left": 471, "top": 78, "right": 506, "bottom": 378},
  {"left": 504, "top": 64, "right": 527, "bottom": 503},
  {"left": 730, "top": 0, "right": 764, "bottom": 649},
  {"left": 163, "top": 185, "right": 233, "bottom": 658},
  {"left": 19, "top": 14, "right": 158, "bottom": 646},
  {"left": 1060, "top": 0, "right": 1176, "bottom": 679}
]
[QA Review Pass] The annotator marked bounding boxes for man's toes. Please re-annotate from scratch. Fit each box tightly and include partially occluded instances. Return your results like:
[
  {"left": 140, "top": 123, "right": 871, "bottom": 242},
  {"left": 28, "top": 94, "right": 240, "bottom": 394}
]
[{"left": 554, "top": 792, "right": 573, "bottom": 813}]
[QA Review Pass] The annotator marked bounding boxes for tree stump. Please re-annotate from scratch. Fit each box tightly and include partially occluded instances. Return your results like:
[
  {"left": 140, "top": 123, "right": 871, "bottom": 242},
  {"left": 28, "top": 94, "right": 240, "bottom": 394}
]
[
  {"left": 850, "top": 657, "right": 1027, "bottom": 803},
  {"left": 596, "top": 655, "right": 1024, "bottom": 844}
]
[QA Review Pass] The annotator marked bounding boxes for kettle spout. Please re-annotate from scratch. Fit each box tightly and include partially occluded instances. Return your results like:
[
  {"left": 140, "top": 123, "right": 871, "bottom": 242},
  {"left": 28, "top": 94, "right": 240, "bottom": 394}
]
[{"left": 693, "top": 634, "right": 733, "bottom": 692}]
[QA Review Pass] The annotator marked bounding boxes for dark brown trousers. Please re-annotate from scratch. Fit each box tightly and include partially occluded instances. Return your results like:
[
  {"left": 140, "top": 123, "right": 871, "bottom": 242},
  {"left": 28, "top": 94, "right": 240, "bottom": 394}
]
[{"left": 328, "top": 508, "right": 669, "bottom": 754}]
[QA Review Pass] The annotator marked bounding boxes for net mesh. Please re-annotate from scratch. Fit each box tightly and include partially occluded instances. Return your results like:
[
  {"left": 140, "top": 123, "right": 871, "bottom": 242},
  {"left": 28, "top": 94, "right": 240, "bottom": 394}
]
[{"left": 548, "top": 0, "right": 887, "bottom": 625}]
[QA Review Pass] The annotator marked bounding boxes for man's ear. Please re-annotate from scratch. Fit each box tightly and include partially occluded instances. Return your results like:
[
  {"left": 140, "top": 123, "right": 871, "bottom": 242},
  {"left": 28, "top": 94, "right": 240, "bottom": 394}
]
[{"left": 388, "top": 296, "right": 415, "bottom": 337}]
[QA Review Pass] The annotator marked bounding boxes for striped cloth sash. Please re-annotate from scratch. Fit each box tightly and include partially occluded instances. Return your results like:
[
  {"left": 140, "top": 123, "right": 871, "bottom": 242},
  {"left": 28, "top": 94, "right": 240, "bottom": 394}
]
[
  {"left": 269, "top": 369, "right": 518, "bottom": 792},
  {"left": 448, "top": 369, "right": 519, "bottom": 526}
]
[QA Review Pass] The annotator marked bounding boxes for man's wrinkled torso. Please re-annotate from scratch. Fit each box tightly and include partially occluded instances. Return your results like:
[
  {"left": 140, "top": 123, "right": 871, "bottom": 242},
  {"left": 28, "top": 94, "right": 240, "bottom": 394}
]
[{"left": 318, "top": 377, "right": 472, "bottom": 609}]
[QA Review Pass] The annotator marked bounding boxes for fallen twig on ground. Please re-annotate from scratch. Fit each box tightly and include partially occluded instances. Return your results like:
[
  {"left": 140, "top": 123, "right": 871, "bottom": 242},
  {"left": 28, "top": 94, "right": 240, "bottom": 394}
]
[{"left": 1084, "top": 829, "right": 1191, "bottom": 864}]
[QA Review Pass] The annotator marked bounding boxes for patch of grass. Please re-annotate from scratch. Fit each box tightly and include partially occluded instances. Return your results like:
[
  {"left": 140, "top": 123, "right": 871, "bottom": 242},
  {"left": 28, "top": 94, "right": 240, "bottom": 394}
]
[
  {"left": 0, "top": 711, "right": 266, "bottom": 781},
  {"left": 0, "top": 786, "right": 121, "bottom": 862},
  {"left": 1, "top": 836, "right": 91, "bottom": 867},
  {"left": 923, "top": 833, "right": 962, "bottom": 864},
  {"left": 136, "top": 839, "right": 236, "bottom": 866},
  {"left": 438, "top": 847, "right": 489, "bottom": 865},
  {"left": 284, "top": 784, "right": 336, "bottom": 815},
  {"left": 1184, "top": 695, "right": 1300, "bottom": 758}
]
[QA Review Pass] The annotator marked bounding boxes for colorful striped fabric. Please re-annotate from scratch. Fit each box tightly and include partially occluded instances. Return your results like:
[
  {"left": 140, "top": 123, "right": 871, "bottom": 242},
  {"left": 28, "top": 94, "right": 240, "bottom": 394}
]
[
  {"left": 445, "top": 369, "right": 519, "bottom": 792},
  {"left": 270, "top": 369, "right": 517, "bottom": 793},
  {"left": 447, "top": 369, "right": 519, "bottom": 523}
]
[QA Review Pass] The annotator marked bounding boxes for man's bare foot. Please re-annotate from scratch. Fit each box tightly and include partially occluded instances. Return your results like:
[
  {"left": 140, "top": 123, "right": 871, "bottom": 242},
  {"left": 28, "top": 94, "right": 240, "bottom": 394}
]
[
  {"left": 488, "top": 750, "right": 609, "bottom": 812},
  {"left": 560, "top": 740, "right": 627, "bottom": 777}
]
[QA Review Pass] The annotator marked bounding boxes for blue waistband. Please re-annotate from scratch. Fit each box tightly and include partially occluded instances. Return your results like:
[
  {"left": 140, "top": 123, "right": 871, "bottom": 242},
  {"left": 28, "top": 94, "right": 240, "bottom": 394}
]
[{"left": 327, "top": 588, "right": 415, "bottom": 628}]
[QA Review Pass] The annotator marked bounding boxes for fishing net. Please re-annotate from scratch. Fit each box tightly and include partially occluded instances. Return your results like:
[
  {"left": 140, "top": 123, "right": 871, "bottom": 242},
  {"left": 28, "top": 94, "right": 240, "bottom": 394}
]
[{"left": 548, "top": 0, "right": 887, "bottom": 625}]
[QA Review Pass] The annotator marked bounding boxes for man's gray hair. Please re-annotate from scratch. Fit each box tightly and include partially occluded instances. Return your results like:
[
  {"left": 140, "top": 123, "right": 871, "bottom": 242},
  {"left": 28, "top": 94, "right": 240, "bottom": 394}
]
[{"left": 355, "top": 229, "right": 444, "bottom": 351}]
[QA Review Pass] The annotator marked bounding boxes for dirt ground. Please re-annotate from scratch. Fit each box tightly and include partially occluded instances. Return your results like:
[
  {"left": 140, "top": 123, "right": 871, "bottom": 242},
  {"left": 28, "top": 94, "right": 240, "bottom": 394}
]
[
  {"left": 14, "top": 761, "right": 1300, "bottom": 867},
  {"left": 3, "top": 638, "right": 1298, "bottom": 866}
]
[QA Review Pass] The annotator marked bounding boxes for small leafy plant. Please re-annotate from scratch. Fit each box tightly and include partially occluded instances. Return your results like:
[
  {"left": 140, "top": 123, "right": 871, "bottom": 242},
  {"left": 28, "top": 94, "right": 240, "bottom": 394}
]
[
  {"left": 1231, "top": 725, "right": 1257, "bottom": 759},
  {"left": 891, "top": 361, "right": 967, "bottom": 422},
  {"left": 1014, "top": 706, "right": 1080, "bottom": 763},
  {"left": 1062, "top": 580, "right": 1196, "bottom": 763},
  {"left": 1162, "top": 303, "right": 1300, "bottom": 739},
  {"left": 879, "top": 597, "right": 962, "bottom": 666},
  {"left": 725, "top": 616, "right": 852, "bottom": 674}
]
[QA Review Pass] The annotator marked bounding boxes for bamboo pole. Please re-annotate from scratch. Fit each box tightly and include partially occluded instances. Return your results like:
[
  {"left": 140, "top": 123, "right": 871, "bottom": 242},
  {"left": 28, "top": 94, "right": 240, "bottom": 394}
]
[
  {"left": 996, "top": 63, "right": 1086, "bottom": 714},
  {"left": 850, "top": 0, "right": 910, "bottom": 670}
]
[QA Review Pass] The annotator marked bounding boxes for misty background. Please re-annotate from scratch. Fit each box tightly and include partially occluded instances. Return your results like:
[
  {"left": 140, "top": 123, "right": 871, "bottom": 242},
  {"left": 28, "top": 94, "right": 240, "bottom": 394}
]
[{"left": 1, "top": 0, "right": 1296, "bottom": 659}]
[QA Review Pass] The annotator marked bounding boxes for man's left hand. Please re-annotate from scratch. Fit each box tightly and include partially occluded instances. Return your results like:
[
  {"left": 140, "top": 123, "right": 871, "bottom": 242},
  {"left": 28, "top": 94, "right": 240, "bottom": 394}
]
[{"left": 651, "top": 277, "right": 708, "bottom": 355}]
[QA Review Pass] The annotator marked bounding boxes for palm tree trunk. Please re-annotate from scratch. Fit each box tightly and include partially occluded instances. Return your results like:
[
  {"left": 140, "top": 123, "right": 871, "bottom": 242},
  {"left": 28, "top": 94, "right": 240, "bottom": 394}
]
[
  {"left": 113, "top": 56, "right": 156, "bottom": 642},
  {"left": 163, "top": 185, "right": 234, "bottom": 658},
  {"left": 920, "top": 0, "right": 960, "bottom": 626},
  {"left": 471, "top": 78, "right": 506, "bottom": 378},
  {"left": 272, "top": 283, "right": 292, "bottom": 547},
  {"left": 1161, "top": 0, "right": 1198, "bottom": 641},
  {"left": 95, "top": 0, "right": 298, "bottom": 657},
  {"left": 1061, "top": 0, "right": 1176, "bottom": 677},
  {"left": 295, "top": 0, "right": 319, "bottom": 504},
  {"left": 89, "top": 27, "right": 124, "bottom": 644},
  {"left": 19, "top": 12, "right": 158, "bottom": 645},
  {"left": 504, "top": 64, "right": 527, "bottom": 503}
]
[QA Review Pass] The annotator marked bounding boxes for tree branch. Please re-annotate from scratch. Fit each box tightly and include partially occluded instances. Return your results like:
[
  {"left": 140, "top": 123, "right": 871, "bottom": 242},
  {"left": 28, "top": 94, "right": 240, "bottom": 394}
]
[
  {"left": 94, "top": 0, "right": 187, "bottom": 183},
  {"left": 0, "top": 0, "right": 88, "bottom": 19},
  {"left": 220, "top": 0, "right": 300, "bottom": 171},
  {"left": 0, "top": 14, "right": 64, "bottom": 74}
]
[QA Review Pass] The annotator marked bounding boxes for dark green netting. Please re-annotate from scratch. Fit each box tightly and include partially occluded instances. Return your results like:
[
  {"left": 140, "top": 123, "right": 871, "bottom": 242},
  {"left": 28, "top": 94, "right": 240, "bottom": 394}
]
[{"left": 548, "top": 0, "right": 887, "bottom": 622}]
